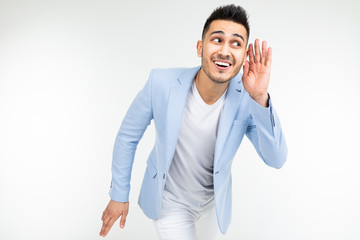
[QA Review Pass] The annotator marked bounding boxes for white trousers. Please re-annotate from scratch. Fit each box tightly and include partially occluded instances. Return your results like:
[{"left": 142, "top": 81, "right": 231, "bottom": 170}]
[{"left": 153, "top": 196, "right": 218, "bottom": 240}]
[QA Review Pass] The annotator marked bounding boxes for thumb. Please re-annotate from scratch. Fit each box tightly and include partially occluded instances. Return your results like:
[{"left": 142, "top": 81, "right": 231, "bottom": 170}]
[{"left": 119, "top": 213, "right": 127, "bottom": 229}]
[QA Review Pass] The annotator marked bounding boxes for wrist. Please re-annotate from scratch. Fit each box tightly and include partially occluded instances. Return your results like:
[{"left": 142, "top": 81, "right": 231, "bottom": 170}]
[{"left": 251, "top": 93, "right": 269, "bottom": 107}]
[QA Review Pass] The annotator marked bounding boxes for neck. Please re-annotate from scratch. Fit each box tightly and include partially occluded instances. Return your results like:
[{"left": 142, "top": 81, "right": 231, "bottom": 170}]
[{"left": 194, "top": 69, "right": 229, "bottom": 105}]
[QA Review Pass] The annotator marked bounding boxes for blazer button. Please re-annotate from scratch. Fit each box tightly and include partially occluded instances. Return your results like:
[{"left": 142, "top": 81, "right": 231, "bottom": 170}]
[{"left": 163, "top": 174, "right": 165, "bottom": 179}]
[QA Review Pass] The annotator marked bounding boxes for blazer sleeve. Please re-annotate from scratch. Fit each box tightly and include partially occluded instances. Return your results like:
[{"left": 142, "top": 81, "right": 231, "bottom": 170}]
[
  {"left": 109, "top": 70, "right": 154, "bottom": 202},
  {"left": 245, "top": 95, "right": 288, "bottom": 169}
]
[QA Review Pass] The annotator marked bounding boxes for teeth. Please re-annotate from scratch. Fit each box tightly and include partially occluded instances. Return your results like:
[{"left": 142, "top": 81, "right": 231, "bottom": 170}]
[{"left": 215, "top": 61, "right": 230, "bottom": 67}]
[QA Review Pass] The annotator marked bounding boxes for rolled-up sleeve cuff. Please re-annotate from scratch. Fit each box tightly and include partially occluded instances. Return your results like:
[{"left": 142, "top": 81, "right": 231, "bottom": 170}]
[{"left": 109, "top": 184, "right": 130, "bottom": 202}]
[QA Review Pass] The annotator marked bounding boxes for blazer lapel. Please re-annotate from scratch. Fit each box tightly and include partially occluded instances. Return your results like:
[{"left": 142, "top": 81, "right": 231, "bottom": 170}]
[
  {"left": 214, "top": 77, "right": 244, "bottom": 169},
  {"left": 164, "top": 67, "right": 200, "bottom": 171}
]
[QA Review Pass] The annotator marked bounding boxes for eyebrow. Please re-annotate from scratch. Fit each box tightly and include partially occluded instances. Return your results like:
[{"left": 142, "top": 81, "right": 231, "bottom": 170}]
[{"left": 209, "top": 30, "right": 244, "bottom": 42}]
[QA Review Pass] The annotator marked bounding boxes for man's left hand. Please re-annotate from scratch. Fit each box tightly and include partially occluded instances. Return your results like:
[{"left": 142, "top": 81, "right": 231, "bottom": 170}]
[{"left": 242, "top": 39, "right": 271, "bottom": 107}]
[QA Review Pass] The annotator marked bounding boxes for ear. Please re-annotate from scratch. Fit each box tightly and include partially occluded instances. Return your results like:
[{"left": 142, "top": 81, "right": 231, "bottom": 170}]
[
  {"left": 243, "top": 48, "right": 249, "bottom": 66},
  {"left": 196, "top": 40, "right": 202, "bottom": 57}
]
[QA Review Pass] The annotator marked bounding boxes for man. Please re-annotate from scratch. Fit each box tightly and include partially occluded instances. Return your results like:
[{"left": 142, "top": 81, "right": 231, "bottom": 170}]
[{"left": 100, "top": 4, "right": 287, "bottom": 239}]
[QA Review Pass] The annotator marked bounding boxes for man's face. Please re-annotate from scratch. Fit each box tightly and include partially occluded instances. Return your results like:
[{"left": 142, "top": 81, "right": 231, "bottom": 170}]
[{"left": 197, "top": 20, "right": 248, "bottom": 84}]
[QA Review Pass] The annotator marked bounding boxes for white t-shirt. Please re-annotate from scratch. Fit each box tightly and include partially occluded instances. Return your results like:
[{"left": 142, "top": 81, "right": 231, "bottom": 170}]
[{"left": 164, "top": 80, "right": 227, "bottom": 209}]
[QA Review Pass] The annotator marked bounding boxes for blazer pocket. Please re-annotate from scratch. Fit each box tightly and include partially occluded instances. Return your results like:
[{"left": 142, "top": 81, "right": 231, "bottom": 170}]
[
  {"left": 146, "top": 160, "right": 158, "bottom": 179},
  {"left": 232, "top": 118, "right": 249, "bottom": 126}
]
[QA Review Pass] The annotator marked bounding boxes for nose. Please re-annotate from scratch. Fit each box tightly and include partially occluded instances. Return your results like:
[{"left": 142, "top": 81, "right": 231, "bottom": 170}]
[{"left": 218, "top": 43, "right": 230, "bottom": 57}]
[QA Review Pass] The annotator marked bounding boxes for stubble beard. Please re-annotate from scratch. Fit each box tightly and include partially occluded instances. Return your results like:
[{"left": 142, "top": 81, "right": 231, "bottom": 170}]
[
  {"left": 201, "top": 58, "right": 231, "bottom": 84},
  {"left": 201, "top": 53, "right": 241, "bottom": 84}
]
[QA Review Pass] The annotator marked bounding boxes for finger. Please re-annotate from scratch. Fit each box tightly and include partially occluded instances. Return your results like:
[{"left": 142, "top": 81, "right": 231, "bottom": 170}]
[
  {"left": 119, "top": 212, "right": 128, "bottom": 229},
  {"left": 254, "top": 39, "right": 261, "bottom": 63},
  {"left": 100, "top": 210, "right": 113, "bottom": 235},
  {"left": 100, "top": 215, "right": 111, "bottom": 236},
  {"left": 266, "top": 47, "right": 272, "bottom": 67},
  {"left": 100, "top": 217, "right": 116, "bottom": 237},
  {"left": 103, "top": 218, "right": 116, "bottom": 236},
  {"left": 101, "top": 209, "right": 108, "bottom": 221},
  {"left": 261, "top": 41, "right": 267, "bottom": 64},
  {"left": 248, "top": 43, "right": 255, "bottom": 64}
]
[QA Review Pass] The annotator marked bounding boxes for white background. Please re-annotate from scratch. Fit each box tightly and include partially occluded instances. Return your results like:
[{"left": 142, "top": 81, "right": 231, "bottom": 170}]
[{"left": 1, "top": 0, "right": 360, "bottom": 239}]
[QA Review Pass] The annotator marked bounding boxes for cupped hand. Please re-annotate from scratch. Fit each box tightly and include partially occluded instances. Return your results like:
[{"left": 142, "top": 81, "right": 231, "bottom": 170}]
[{"left": 242, "top": 39, "right": 272, "bottom": 107}]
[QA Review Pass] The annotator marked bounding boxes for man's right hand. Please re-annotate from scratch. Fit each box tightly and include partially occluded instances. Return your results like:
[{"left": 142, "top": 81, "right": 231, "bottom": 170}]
[{"left": 99, "top": 200, "right": 129, "bottom": 237}]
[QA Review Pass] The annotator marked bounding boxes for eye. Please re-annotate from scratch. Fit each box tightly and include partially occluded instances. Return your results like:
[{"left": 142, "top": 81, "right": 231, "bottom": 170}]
[
  {"left": 232, "top": 41, "right": 241, "bottom": 47},
  {"left": 212, "top": 38, "right": 221, "bottom": 43}
]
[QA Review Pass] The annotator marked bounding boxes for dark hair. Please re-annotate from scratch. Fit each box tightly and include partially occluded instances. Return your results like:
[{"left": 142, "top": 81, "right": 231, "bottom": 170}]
[{"left": 202, "top": 4, "right": 250, "bottom": 42}]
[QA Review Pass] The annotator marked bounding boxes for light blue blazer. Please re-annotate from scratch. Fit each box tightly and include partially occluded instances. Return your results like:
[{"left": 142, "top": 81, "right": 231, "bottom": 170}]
[{"left": 109, "top": 66, "right": 287, "bottom": 234}]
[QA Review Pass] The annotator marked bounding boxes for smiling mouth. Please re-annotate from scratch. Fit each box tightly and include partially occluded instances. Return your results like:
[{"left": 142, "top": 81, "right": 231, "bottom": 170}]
[{"left": 213, "top": 60, "right": 231, "bottom": 70}]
